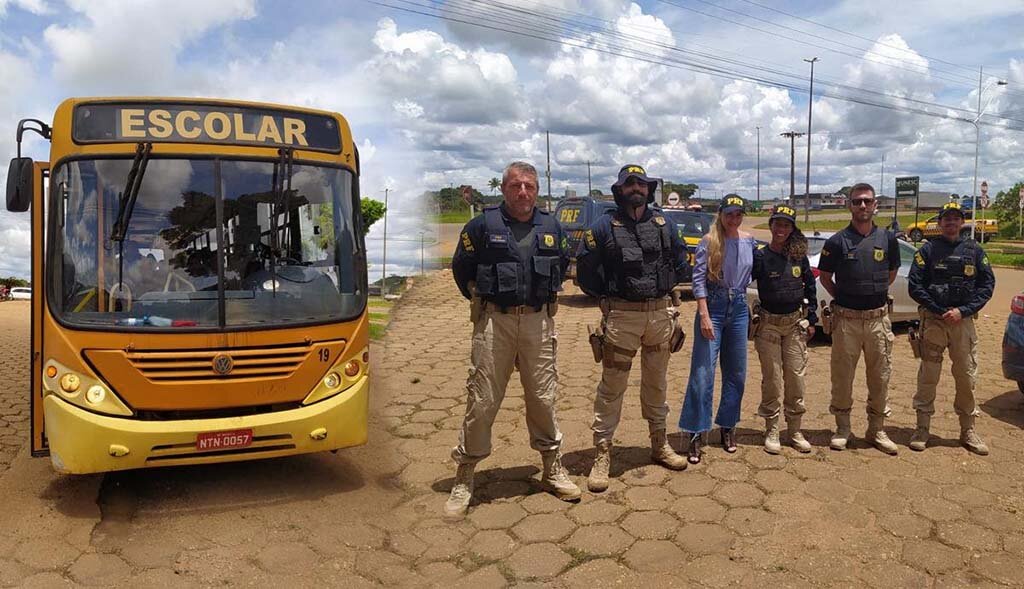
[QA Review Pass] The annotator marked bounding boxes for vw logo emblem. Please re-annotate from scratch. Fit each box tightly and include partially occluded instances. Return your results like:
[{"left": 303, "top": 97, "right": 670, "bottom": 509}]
[{"left": 212, "top": 354, "right": 234, "bottom": 375}]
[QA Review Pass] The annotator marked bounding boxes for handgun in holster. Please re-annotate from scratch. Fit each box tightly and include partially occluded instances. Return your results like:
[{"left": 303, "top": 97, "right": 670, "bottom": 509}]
[
  {"left": 670, "top": 309, "right": 686, "bottom": 353},
  {"left": 748, "top": 302, "right": 762, "bottom": 341},
  {"left": 886, "top": 294, "right": 894, "bottom": 316},
  {"left": 670, "top": 285, "right": 684, "bottom": 307},
  {"left": 907, "top": 326, "right": 921, "bottom": 359},
  {"left": 468, "top": 281, "right": 483, "bottom": 323},
  {"left": 820, "top": 300, "right": 834, "bottom": 335},
  {"left": 588, "top": 324, "right": 605, "bottom": 363}
]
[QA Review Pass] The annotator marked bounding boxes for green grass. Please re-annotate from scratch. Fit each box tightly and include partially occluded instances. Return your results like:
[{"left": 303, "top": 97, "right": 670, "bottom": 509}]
[
  {"left": 368, "top": 299, "right": 393, "bottom": 309},
  {"left": 369, "top": 311, "right": 389, "bottom": 322},
  {"left": 986, "top": 252, "right": 1024, "bottom": 268},
  {"left": 754, "top": 214, "right": 920, "bottom": 231},
  {"left": 432, "top": 210, "right": 473, "bottom": 224},
  {"left": 369, "top": 323, "right": 387, "bottom": 340}
]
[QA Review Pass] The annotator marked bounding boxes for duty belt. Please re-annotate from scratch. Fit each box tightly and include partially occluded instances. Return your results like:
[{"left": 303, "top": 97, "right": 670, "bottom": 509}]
[
  {"left": 606, "top": 297, "right": 672, "bottom": 311},
  {"left": 483, "top": 302, "right": 545, "bottom": 315},
  {"left": 761, "top": 309, "right": 804, "bottom": 325},
  {"left": 833, "top": 304, "right": 886, "bottom": 319}
]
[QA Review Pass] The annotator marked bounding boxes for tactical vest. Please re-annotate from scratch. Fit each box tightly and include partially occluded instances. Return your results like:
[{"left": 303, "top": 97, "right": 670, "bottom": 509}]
[
  {"left": 927, "top": 240, "right": 978, "bottom": 308},
  {"left": 473, "top": 207, "right": 562, "bottom": 303},
  {"left": 606, "top": 212, "right": 675, "bottom": 301},
  {"left": 837, "top": 228, "right": 890, "bottom": 297},
  {"left": 756, "top": 246, "right": 804, "bottom": 307}
]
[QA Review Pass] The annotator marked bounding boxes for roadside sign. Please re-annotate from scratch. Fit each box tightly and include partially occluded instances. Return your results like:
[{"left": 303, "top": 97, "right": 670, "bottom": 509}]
[
  {"left": 981, "top": 196, "right": 990, "bottom": 209},
  {"left": 667, "top": 192, "right": 680, "bottom": 205},
  {"left": 895, "top": 176, "right": 920, "bottom": 198},
  {"left": 981, "top": 181, "right": 989, "bottom": 196}
]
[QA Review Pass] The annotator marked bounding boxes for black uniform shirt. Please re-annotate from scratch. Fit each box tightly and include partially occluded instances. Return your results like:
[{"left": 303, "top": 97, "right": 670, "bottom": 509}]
[
  {"left": 818, "top": 223, "right": 900, "bottom": 311},
  {"left": 907, "top": 235, "right": 995, "bottom": 317},
  {"left": 752, "top": 245, "right": 818, "bottom": 325}
]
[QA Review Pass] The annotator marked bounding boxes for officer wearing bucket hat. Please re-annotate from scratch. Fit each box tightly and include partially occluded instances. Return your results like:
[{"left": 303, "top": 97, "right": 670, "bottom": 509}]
[
  {"left": 908, "top": 201, "right": 995, "bottom": 455},
  {"left": 577, "top": 164, "right": 690, "bottom": 492},
  {"left": 751, "top": 204, "right": 817, "bottom": 454}
]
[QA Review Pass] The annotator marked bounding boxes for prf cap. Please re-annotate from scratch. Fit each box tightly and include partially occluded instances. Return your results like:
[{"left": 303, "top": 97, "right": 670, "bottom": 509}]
[
  {"left": 768, "top": 204, "right": 797, "bottom": 224},
  {"left": 938, "top": 201, "right": 966, "bottom": 219},
  {"left": 719, "top": 194, "right": 746, "bottom": 214}
]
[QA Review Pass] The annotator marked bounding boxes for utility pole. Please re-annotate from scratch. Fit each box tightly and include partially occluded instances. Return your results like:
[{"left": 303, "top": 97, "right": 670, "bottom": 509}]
[
  {"left": 380, "top": 187, "right": 389, "bottom": 298},
  {"left": 545, "top": 130, "right": 552, "bottom": 212},
  {"left": 803, "top": 57, "right": 819, "bottom": 223},
  {"left": 780, "top": 131, "right": 804, "bottom": 207},
  {"left": 755, "top": 126, "right": 761, "bottom": 202},
  {"left": 419, "top": 230, "right": 425, "bottom": 276},
  {"left": 587, "top": 160, "right": 592, "bottom": 196}
]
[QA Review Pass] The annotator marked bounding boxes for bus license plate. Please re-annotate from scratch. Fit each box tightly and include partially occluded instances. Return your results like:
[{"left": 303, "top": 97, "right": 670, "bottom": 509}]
[{"left": 196, "top": 429, "right": 253, "bottom": 451}]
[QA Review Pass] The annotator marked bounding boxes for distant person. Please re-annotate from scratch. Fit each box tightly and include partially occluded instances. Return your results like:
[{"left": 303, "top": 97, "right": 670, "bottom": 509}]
[
  {"left": 575, "top": 164, "right": 690, "bottom": 492},
  {"left": 907, "top": 202, "right": 995, "bottom": 454},
  {"left": 679, "top": 195, "right": 757, "bottom": 464},
  {"left": 751, "top": 205, "right": 817, "bottom": 454},
  {"left": 818, "top": 183, "right": 901, "bottom": 455},
  {"left": 446, "top": 161, "right": 579, "bottom": 519}
]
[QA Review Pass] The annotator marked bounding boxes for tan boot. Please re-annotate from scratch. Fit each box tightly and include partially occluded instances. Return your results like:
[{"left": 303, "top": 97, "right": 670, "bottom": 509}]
[
  {"left": 443, "top": 463, "right": 475, "bottom": 520},
  {"left": 866, "top": 416, "right": 898, "bottom": 455},
  {"left": 587, "top": 441, "right": 612, "bottom": 493},
  {"left": 650, "top": 430, "right": 688, "bottom": 470},
  {"left": 787, "top": 417, "right": 812, "bottom": 453},
  {"left": 909, "top": 414, "right": 930, "bottom": 452},
  {"left": 763, "top": 417, "right": 781, "bottom": 455},
  {"left": 830, "top": 414, "right": 852, "bottom": 451},
  {"left": 541, "top": 450, "right": 581, "bottom": 501},
  {"left": 960, "top": 415, "right": 989, "bottom": 456}
]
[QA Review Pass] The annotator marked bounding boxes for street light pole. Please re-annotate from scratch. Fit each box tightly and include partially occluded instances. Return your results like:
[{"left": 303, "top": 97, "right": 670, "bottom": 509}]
[
  {"left": 803, "top": 57, "right": 819, "bottom": 224},
  {"left": 780, "top": 131, "right": 804, "bottom": 207},
  {"left": 587, "top": 160, "right": 592, "bottom": 196},
  {"left": 380, "top": 187, "right": 389, "bottom": 298},
  {"left": 756, "top": 126, "right": 761, "bottom": 202},
  {"left": 970, "top": 66, "right": 1008, "bottom": 240}
]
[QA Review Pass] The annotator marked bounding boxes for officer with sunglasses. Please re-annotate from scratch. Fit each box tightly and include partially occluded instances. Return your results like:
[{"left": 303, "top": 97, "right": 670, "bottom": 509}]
[{"left": 817, "top": 183, "right": 901, "bottom": 455}]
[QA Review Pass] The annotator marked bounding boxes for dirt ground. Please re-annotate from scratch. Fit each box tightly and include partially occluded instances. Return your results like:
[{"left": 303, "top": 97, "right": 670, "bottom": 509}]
[{"left": 0, "top": 270, "right": 1023, "bottom": 586}]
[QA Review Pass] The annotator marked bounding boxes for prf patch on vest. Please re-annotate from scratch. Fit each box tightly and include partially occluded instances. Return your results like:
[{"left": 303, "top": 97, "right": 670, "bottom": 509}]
[
  {"left": 873, "top": 248, "right": 885, "bottom": 262},
  {"left": 914, "top": 251, "right": 925, "bottom": 267},
  {"left": 461, "top": 231, "right": 474, "bottom": 252},
  {"left": 585, "top": 229, "right": 597, "bottom": 249},
  {"left": 543, "top": 234, "right": 555, "bottom": 247},
  {"left": 653, "top": 216, "right": 666, "bottom": 226},
  {"left": 964, "top": 264, "right": 976, "bottom": 277},
  {"left": 792, "top": 266, "right": 801, "bottom": 278}
]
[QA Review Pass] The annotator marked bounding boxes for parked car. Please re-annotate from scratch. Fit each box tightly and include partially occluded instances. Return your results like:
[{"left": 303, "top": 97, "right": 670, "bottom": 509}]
[
  {"left": 661, "top": 207, "right": 713, "bottom": 284},
  {"left": 906, "top": 211, "right": 997, "bottom": 243},
  {"left": 746, "top": 232, "right": 919, "bottom": 324},
  {"left": 554, "top": 197, "right": 617, "bottom": 278},
  {"left": 1002, "top": 291, "right": 1024, "bottom": 395},
  {"left": 9, "top": 287, "right": 31, "bottom": 300}
]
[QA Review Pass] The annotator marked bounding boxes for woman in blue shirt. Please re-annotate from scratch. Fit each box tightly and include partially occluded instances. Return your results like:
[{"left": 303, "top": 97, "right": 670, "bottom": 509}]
[{"left": 680, "top": 195, "right": 755, "bottom": 464}]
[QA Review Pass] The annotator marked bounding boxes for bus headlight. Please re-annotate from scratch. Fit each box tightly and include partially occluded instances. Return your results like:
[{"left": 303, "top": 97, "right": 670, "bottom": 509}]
[
  {"left": 86, "top": 386, "right": 106, "bottom": 405},
  {"left": 302, "top": 347, "right": 368, "bottom": 406},
  {"left": 344, "top": 360, "right": 360, "bottom": 377},
  {"left": 59, "top": 374, "right": 81, "bottom": 394},
  {"left": 43, "top": 360, "right": 131, "bottom": 416},
  {"left": 323, "top": 372, "right": 341, "bottom": 389}
]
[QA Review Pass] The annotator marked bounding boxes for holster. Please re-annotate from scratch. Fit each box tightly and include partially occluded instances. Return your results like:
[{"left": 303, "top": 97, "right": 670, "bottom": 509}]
[
  {"left": 748, "top": 303, "right": 762, "bottom": 341},
  {"left": 670, "top": 286, "right": 683, "bottom": 307},
  {"left": 588, "top": 324, "right": 605, "bottom": 363},
  {"left": 886, "top": 295, "right": 894, "bottom": 316},
  {"left": 470, "top": 296, "right": 483, "bottom": 323},
  {"left": 820, "top": 300, "right": 833, "bottom": 336},
  {"left": 908, "top": 326, "right": 922, "bottom": 359},
  {"left": 670, "top": 310, "right": 686, "bottom": 353}
]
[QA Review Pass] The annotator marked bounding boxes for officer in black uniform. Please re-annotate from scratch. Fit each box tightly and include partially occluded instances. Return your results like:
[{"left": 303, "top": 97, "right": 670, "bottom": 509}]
[
  {"left": 445, "top": 161, "right": 580, "bottom": 519},
  {"left": 907, "top": 201, "right": 995, "bottom": 455},
  {"left": 818, "top": 182, "right": 901, "bottom": 454},
  {"left": 577, "top": 164, "right": 690, "bottom": 493},
  {"left": 751, "top": 204, "right": 817, "bottom": 454}
]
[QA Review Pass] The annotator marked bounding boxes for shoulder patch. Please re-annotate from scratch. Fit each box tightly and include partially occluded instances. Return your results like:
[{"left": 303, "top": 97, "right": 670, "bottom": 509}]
[
  {"left": 585, "top": 229, "right": 597, "bottom": 249},
  {"left": 757, "top": 243, "right": 766, "bottom": 250},
  {"left": 460, "top": 231, "right": 474, "bottom": 252},
  {"left": 914, "top": 251, "right": 924, "bottom": 267},
  {"left": 653, "top": 216, "right": 666, "bottom": 226},
  {"left": 821, "top": 247, "right": 830, "bottom": 257},
  {"left": 982, "top": 254, "right": 990, "bottom": 266}
]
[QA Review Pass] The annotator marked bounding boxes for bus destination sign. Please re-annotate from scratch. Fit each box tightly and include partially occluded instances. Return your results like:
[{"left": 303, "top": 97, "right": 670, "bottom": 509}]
[{"left": 73, "top": 102, "right": 342, "bottom": 152}]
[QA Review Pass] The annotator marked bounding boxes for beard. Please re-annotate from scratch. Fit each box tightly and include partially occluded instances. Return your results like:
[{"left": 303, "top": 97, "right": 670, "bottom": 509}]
[{"left": 625, "top": 192, "right": 646, "bottom": 208}]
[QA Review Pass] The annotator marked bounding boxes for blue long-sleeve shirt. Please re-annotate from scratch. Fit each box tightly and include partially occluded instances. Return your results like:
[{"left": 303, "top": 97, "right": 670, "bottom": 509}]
[{"left": 692, "top": 236, "right": 756, "bottom": 299}]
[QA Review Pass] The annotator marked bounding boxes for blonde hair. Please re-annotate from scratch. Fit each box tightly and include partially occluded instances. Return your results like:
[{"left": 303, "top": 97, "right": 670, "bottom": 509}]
[{"left": 704, "top": 215, "right": 728, "bottom": 283}]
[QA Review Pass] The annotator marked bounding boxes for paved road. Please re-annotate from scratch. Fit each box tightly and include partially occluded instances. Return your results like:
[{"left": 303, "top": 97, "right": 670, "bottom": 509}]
[{"left": 0, "top": 272, "right": 1023, "bottom": 586}]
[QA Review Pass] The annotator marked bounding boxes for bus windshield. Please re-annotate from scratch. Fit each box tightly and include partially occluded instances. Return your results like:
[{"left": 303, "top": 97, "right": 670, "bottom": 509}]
[{"left": 49, "top": 157, "right": 365, "bottom": 330}]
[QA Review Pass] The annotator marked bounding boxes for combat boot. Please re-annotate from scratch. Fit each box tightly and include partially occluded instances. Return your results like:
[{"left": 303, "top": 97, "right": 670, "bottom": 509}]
[
  {"left": 541, "top": 450, "right": 581, "bottom": 501},
  {"left": 960, "top": 416, "right": 989, "bottom": 456},
  {"left": 787, "top": 417, "right": 812, "bottom": 453},
  {"left": 650, "top": 430, "right": 688, "bottom": 470},
  {"left": 866, "top": 416, "right": 898, "bottom": 455},
  {"left": 909, "top": 414, "right": 930, "bottom": 452},
  {"left": 443, "top": 463, "right": 475, "bottom": 520},
  {"left": 763, "top": 416, "right": 781, "bottom": 455},
  {"left": 587, "top": 441, "right": 612, "bottom": 493},
  {"left": 829, "top": 414, "right": 852, "bottom": 451}
]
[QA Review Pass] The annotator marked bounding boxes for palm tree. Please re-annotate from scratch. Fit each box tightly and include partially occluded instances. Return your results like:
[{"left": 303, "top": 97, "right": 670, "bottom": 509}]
[{"left": 488, "top": 177, "right": 500, "bottom": 194}]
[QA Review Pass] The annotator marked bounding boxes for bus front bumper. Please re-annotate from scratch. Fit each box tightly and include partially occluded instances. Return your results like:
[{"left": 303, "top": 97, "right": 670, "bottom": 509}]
[{"left": 42, "top": 376, "right": 368, "bottom": 475}]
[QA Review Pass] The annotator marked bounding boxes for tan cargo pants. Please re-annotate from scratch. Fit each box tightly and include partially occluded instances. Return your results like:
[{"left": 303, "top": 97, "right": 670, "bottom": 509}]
[
  {"left": 914, "top": 310, "right": 979, "bottom": 418},
  {"left": 829, "top": 305, "right": 893, "bottom": 417},
  {"left": 451, "top": 305, "right": 562, "bottom": 465},
  {"left": 592, "top": 300, "right": 675, "bottom": 446},
  {"left": 754, "top": 310, "right": 808, "bottom": 421}
]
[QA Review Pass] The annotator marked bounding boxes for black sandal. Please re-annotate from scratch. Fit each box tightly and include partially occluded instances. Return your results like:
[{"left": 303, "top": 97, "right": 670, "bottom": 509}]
[
  {"left": 688, "top": 433, "right": 703, "bottom": 464},
  {"left": 721, "top": 428, "right": 737, "bottom": 453}
]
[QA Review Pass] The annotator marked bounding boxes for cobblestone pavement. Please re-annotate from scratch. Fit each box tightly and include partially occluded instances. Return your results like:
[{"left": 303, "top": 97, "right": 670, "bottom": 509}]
[
  {"left": 1, "top": 276, "right": 1024, "bottom": 586},
  {"left": 0, "top": 301, "right": 30, "bottom": 475}
]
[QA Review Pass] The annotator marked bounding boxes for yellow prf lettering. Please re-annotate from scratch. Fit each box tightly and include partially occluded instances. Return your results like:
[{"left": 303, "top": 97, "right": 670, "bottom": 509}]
[
  {"left": 204, "top": 112, "right": 231, "bottom": 140},
  {"left": 233, "top": 113, "right": 256, "bottom": 141},
  {"left": 283, "top": 118, "right": 308, "bottom": 146},
  {"left": 121, "top": 109, "right": 146, "bottom": 138},
  {"left": 176, "top": 110, "right": 201, "bottom": 139},
  {"left": 147, "top": 109, "right": 173, "bottom": 139},
  {"left": 257, "top": 116, "right": 283, "bottom": 144}
]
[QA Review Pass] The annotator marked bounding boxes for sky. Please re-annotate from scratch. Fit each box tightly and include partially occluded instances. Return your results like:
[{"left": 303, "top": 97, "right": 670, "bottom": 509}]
[{"left": 1, "top": 0, "right": 1023, "bottom": 279}]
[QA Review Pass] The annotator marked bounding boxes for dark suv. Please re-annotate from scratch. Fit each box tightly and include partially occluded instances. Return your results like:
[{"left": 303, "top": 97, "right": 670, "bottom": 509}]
[{"left": 554, "top": 196, "right": 617, "bottom": 278}]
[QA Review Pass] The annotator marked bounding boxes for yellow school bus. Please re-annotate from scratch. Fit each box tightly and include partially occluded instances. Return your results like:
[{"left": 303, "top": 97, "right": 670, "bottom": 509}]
[{"left": 6, "top": 98, "right": 369, "bottom": 474}]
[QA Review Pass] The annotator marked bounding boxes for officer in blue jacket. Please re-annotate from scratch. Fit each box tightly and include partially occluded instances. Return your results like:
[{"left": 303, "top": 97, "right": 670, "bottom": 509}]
[
  {"left": 445, "top": 161, "right": 580, "bottom": 519},
  {"left": 907, "top": 201, "right": 995, "bottom": 455}
]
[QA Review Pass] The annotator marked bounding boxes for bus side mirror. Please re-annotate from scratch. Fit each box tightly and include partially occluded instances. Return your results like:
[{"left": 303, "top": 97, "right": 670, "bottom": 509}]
[{"left": 6, "top": 157, "right": 33, "bottom": 212}]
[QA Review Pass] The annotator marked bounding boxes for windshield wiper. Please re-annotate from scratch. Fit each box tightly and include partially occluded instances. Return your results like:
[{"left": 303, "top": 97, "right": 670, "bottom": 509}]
[{"left": 109, "top": 142, "right": 152, "bottom": 299}]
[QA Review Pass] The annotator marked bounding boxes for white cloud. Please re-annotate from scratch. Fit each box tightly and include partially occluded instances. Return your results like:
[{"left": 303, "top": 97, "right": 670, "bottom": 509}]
[{"left": 0, "top": 0, "right": 49, "bottom": 18}]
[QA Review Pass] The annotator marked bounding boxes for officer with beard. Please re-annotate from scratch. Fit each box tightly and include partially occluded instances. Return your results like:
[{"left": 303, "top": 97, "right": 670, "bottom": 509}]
[{"left": 576, "top": 164, "right": 690, "bottom": 493}]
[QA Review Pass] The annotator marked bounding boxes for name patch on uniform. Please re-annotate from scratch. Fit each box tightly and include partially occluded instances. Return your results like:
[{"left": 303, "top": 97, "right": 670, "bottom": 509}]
[
  {"left": 964, "top": 264, "right": 975, "bottom": 277},
  {"left": 487, "top": 234, "right": 509, "bottom": 246},
  {"left": 543, "top": 234, "right": 555, "bottom": 247},
  {"left": 792, "top": 266, "right": 801, "bottom": 278},
  {"left": 873, "top": 248, "right": 885, "bottom": 262},
  {"left": 461, "top": 231, "right": 474, "bottom": 252}
]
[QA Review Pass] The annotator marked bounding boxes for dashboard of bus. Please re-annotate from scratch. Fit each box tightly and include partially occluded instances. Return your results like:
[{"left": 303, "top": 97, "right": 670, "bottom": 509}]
[{"left": 47, "top": 156, "right": 366, "bottom": 330}]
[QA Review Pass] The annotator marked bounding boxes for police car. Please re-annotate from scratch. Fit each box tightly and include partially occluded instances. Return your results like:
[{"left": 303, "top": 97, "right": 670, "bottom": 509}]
[
  {"left": 746, "top": 232, "right": 920, "bottom": 328},
  {"left": 554, "top": 196, "right": 617, "bottom": 279}
]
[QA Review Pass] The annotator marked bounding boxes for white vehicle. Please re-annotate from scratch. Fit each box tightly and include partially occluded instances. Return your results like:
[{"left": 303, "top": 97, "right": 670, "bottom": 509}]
[
  {"left": 747, "top": 232, "right": 919, "bottom": 324},
  {"left": 9, "top": 287, "right": 31, "bottom": 300}
]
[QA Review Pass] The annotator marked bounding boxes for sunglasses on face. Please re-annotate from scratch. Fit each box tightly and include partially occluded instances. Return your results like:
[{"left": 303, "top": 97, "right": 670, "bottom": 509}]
[{"left": 851, "top": 198, "right": 876, "bottom": 206}]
